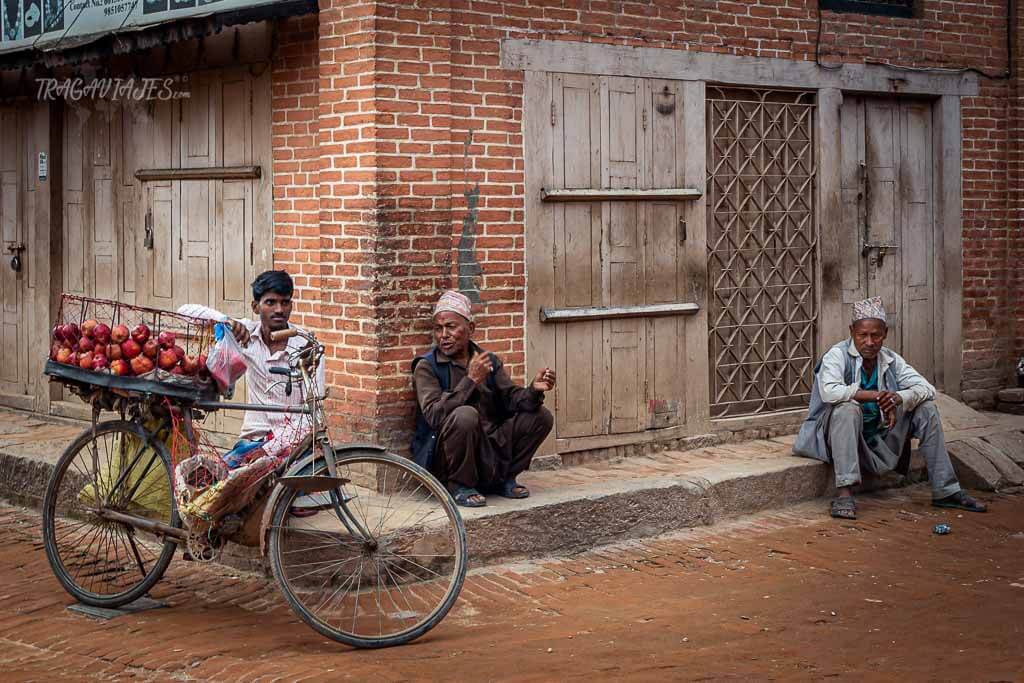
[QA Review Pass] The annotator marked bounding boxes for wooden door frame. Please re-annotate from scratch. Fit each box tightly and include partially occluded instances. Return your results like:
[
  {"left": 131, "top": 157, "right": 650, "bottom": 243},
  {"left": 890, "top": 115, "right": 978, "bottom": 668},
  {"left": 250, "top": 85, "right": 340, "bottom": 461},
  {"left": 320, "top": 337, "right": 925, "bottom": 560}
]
[{"left": 512, "top": 40, "right": 970, "bottom": 444}]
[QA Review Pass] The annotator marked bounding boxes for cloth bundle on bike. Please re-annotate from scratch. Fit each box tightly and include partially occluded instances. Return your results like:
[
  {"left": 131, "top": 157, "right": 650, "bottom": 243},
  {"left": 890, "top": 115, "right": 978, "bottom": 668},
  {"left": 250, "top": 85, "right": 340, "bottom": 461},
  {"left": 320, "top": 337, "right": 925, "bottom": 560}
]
[
  {"left": 205, "top": 322, "right": 249, "bottom": 396},
  {"left": 174, "top": 452, "right": 278, "bottom": 533}
]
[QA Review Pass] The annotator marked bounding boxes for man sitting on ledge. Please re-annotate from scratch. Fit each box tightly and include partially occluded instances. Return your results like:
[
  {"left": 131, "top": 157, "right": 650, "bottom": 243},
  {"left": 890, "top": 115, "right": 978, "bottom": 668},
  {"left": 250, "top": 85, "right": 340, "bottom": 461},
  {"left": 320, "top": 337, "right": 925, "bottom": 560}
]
[
  {"left": 412, "top": 290, "right": 555, "bottom": 508},
  {"left": 793, "top": 296, "right": 987, "bottom": 519}
]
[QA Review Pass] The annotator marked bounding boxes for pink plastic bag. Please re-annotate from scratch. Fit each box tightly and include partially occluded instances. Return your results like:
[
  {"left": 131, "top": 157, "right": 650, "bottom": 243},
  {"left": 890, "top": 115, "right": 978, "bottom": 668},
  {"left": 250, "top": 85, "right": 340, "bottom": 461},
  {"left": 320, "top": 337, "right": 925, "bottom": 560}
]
[{"left": 206, "top": 323, "right": 249, "bottom": 396}]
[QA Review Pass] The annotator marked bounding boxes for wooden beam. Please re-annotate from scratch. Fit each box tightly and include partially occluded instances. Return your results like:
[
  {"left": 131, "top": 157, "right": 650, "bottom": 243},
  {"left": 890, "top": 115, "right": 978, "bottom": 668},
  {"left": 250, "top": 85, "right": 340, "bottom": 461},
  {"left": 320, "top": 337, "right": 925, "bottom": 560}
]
[
  {"left": 935, "top": 95, "right": 963, "bottom": 398},
  {"left": 541, "top": 187, "right": 702, "bottom": 202},
  {"left": 501, "top": 40, "right": 980, "bottom": 97},
  {"left": 817, "top": 88, "right": 845, "bottom": 351},
  {"left": 135, "top": 165, "right": 261, "bottom": 182},
  {"left": 540, "top": 302, "right": 700, "bottom": 322}
]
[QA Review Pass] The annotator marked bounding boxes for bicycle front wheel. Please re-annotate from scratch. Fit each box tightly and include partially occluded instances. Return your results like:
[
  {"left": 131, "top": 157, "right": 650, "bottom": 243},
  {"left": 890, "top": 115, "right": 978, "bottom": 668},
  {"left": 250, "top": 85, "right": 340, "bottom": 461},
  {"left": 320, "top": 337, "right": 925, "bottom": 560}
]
[
  {"left": 42, "top": 420, "right": 179, "bottom": 607},
  {"left": 268, "top": 450, "right": 467, "bottom": 648}
]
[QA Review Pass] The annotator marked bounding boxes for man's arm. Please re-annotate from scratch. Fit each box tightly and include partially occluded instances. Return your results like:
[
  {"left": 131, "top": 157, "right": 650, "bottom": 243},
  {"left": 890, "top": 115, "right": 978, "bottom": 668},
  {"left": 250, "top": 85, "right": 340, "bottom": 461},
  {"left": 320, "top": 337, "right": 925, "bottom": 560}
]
[
  {"left": 890, "top": 353, "right": 935, "bottom": 411},
  {"left": 817, "top": 345, "right": 860, "bottom": 404},
  {"left": 176, "top": 304, "right": 254, "bottom": 344},
  {"left": 413, "top": 361, "right": 480, "bottom": 430},
  {"left": 486, "top": 357, "right": 544, "bottom": 413}
]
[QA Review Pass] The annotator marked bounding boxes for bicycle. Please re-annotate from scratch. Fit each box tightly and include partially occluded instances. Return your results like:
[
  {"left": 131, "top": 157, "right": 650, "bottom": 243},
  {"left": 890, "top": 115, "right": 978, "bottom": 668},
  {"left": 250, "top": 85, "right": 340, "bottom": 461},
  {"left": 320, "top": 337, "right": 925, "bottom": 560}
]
[{"left": 41, "top": 315, "right": 467, "bottom": 649}]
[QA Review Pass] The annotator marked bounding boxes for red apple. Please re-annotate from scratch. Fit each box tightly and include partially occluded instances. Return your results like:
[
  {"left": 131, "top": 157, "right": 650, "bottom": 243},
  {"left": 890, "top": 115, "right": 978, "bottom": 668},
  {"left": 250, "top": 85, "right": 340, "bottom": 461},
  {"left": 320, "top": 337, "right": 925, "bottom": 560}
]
[
  {"left": 91, "top": 354, "right": 109, "bottom": 371},
  {"left": 81, "top": 319, "right": 98, "bottom": 338},
  {"left": 111, "top": 324, "right": 130, "bottom": 344},
  {"left": 181, "top": 355, "right": 199, "bottom": 376},
  {"left": 110, "top": 359, "right": 131, "bottom": 376},
  {"left": 120, "top": 339, "right": 142, "bottom": 359},
  {"left": 157, "top": 331, "right": 176, "bottom": 349},
  {"left": 93, "top": 323, "right": 111, "bottom": 345},
  {"left": 78, "top": 351, "right": 94, "bottom": 370},
  {"left": 131, "top": 324, "right": 150, "bottom": 344},
  {"left": 56, "top": 347, "right": 75, "bottom": 365},
  {"left": 172, "top": 345, "right": 185, "bottom": 361},
  {"left": 107, "top": 343, "right": 122, "bottom": 360},
  {"left": 130, "top": 355, "right": 154, "bottom": 375},
  {"left": 77, "top": 337, "right": 95, "bottom": 353},
  {"left": 92, "top": 343, "right": 107, "bottom": 358},
  {"left": 142, "top": 339, "right": 159, "bottom": 359},
  {"left": 157, "top": 348, "right": 178, "bottom": 371}
]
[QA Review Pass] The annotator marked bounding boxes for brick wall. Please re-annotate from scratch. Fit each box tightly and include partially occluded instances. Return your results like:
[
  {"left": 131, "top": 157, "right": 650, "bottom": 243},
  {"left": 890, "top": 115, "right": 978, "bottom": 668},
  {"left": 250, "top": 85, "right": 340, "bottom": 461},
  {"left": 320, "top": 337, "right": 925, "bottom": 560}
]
[{"left": 278, "top": 0, "right": 1018, "bottom": 447}]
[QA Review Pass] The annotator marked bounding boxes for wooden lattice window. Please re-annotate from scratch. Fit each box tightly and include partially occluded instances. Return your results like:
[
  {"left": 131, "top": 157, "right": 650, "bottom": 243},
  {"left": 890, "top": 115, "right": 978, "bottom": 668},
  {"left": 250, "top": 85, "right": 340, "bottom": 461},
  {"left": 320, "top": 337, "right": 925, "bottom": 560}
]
[
  {"left": 706, "top": 88, "right": 818, "bottom": 418},
  {"left": 820, "top": 0, "right": 916, "bottom": 18}
]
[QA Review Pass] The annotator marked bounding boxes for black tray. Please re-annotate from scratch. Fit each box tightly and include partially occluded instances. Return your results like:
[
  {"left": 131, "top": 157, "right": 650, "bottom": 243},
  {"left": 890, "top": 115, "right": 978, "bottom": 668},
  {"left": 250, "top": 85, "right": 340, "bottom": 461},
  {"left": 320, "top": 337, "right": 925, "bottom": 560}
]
[{"left": 44, "top": 359, "right": 218, "bottom": 404}]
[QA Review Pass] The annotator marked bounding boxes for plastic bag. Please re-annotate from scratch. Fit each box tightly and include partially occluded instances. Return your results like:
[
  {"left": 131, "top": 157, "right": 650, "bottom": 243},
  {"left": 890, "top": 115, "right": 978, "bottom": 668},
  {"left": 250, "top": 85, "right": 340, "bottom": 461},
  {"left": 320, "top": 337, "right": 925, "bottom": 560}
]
[{"left": 206, "top": 322, "right": 249, "bottom": 396}]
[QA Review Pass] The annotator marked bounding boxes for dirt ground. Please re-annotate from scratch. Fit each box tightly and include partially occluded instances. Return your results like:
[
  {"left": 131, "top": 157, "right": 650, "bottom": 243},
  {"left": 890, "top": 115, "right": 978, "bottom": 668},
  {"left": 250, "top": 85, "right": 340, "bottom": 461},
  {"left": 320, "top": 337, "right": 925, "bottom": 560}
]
[{"left": 1, "top": 486, "right": 1022, "bottom": 682}]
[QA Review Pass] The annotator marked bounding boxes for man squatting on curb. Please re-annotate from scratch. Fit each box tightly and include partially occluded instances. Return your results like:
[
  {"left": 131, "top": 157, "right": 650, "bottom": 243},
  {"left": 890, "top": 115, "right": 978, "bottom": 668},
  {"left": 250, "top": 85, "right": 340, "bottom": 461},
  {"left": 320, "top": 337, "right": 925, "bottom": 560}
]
[
  {"left": 793, "top": 296, "right": 988, "bottom": 520},
  {"left": 412, "top": 291, "right": 556, "bottom": 508}
]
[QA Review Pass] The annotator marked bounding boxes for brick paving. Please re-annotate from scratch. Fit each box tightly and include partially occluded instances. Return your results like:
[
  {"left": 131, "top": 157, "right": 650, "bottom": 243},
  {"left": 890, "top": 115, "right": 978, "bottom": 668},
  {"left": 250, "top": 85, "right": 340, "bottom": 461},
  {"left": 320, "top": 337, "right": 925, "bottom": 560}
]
[{"left": 2, "top": 488, "right": 1023, "bottom": 681}]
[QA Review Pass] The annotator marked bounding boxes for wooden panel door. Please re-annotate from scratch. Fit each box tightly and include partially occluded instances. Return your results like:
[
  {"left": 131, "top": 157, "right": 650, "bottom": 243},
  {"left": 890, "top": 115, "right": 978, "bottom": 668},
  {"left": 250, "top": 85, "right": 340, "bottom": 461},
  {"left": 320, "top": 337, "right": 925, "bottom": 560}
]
[
  {"left": 839, "top": 96, "right": 937, "bottom": 381},
  {"left": 546, "top": 74, "right": 697, "bottom": 443},
  {"left": 0, "top": 108, "right": 27, "bottom": 395}
]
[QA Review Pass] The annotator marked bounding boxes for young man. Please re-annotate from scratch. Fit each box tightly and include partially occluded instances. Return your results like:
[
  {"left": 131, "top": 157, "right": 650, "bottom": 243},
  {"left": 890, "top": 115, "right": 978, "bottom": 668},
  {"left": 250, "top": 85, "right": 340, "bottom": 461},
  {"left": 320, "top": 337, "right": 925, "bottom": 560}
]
[
  {"left": 793, "top": 296, "right": 987, "bottom": 519},
  {"left": 178, "top": 270, "right": 325, "bottom": 463},
  {"left": 412, "top": 290, "right": 555, "bottom": 507}
]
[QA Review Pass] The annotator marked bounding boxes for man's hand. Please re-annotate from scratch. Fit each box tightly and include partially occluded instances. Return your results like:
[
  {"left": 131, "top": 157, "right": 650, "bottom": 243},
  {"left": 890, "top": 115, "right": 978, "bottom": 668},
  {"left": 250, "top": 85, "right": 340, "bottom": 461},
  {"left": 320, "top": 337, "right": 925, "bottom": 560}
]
[
  {"left": 230, "top": 320, "right": 251, "bottom": 347},
  {"left": 878, "top": 391, "right": 902, "bottom": 430},
  {"left": 467, "top": 352, "right": 494, "bottom": 385},
  {"left": 531, "top": 367, "right": 556, "bottom": 393}
]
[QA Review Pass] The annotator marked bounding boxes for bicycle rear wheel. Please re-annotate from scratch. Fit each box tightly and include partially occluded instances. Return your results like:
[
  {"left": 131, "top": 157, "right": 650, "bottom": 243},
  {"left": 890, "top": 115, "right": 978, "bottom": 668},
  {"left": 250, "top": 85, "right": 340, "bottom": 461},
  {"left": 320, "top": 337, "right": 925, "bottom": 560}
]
[
  {"left": 42, "top": 420, "right": 179, "bottom": 607},
  {"left": 268, "top": 450, "right": 467, "bottom": 648}
]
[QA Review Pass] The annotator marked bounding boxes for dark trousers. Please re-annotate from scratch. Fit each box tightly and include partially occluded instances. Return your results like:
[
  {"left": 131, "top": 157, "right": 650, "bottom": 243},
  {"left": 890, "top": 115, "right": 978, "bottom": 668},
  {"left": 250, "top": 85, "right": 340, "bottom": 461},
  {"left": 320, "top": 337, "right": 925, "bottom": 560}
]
[{"left": 434, "top": 405, "right": 553, "bottom": 491}]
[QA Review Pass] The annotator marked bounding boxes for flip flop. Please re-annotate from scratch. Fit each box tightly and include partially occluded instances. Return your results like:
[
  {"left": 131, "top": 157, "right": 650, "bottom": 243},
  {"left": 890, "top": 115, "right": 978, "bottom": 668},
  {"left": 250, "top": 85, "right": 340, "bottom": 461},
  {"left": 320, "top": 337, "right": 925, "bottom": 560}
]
[
  {"left": 933, "top": 491, "right": 987, "bottom": 512},
  {"left": 830, "top": 496, "right": 857, "bottom": 520},
  {"left": 452, "top": 486, "right": 486, "bottom": 508},
  {"left": 496, "top": 479, "right": 529, "bottom": 499}
]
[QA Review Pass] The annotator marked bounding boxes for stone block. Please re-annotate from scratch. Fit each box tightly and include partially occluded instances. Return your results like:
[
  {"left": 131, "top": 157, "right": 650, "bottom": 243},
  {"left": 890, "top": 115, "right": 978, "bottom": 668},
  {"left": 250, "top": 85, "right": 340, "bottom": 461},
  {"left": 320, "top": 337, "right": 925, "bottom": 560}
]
[
  {"left": 947, "top": 441, "right": 1003, "bottom": 491},
  {"left": 965, "top": 437, "right": 1024, "bottom": 487},
  {"left": 981, "top": 431, "right": 1024, "bottom": 467},
  {"left": 997, "top": 388, "right": 1024, "bottom": 403}
]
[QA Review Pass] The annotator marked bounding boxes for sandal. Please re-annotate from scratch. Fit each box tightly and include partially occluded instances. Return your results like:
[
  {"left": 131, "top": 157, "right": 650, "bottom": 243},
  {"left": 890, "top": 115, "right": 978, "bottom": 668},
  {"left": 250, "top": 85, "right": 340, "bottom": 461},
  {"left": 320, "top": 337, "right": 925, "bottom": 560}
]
[
  {"left": 496, "top": 479, "right": 529, "bottom": 499},
  {"left": 830, "top": 496, "right": 857, "bottom": 520},
  {"left": 933, "top": 491, "right": 987, "bottom": 513},
  {"left": 452, "top": 486, "right": 486, "bottom": 508}
]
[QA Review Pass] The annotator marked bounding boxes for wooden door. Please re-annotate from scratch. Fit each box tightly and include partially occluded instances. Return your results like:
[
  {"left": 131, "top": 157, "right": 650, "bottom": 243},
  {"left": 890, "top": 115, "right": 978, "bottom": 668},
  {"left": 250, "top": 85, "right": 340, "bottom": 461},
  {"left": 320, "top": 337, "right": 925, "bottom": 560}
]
[
  {"left": 0, "top": 107, "right": 30, "bottom": 397},
  {"left": 840, "top": 97, "right": 937, "bottom": 380},
  {"left": 542, "top": 74, "right": 701, "bottom": 444}
]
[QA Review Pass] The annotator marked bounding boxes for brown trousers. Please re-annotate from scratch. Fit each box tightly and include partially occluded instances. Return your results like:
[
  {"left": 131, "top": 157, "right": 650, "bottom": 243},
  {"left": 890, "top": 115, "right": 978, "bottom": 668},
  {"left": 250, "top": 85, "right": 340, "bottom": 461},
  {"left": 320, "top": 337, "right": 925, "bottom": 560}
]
[{"left": 434, "top": 405, "right": 553, "bottom": 491}]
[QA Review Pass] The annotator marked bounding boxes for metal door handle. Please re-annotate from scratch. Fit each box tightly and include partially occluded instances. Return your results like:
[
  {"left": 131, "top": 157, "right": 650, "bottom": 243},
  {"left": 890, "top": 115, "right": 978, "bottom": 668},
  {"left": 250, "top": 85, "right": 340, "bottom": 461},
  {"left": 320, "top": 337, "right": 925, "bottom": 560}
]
[
  {"left": 144, "top": 209, "right": 154, "bottom": 249},
  {"left": 862, "top": 242, "right": 899, "bottom": 267}
]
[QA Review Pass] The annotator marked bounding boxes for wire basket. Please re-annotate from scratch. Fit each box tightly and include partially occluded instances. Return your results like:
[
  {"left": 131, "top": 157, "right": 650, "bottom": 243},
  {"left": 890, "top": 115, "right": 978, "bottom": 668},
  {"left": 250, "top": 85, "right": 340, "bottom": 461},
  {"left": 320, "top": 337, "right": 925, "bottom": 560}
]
[{"left": 46, "top": 294, "right": 216, "bottom": 392}]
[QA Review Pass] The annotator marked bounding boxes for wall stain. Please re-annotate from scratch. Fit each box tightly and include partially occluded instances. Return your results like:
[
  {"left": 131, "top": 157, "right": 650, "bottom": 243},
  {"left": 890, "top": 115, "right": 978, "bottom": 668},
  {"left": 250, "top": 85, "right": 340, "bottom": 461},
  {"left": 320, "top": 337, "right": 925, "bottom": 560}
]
[{"left": 457, "top": 131, "right": 482, "bottom": 302}]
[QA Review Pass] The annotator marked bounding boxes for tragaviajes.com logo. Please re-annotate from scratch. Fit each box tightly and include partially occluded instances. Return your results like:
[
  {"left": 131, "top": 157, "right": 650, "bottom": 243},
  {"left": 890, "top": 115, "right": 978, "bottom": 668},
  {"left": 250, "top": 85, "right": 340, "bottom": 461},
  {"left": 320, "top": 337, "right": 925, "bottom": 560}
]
[{"left": 36, "top": 77, "right": 190, "bottom": 101}]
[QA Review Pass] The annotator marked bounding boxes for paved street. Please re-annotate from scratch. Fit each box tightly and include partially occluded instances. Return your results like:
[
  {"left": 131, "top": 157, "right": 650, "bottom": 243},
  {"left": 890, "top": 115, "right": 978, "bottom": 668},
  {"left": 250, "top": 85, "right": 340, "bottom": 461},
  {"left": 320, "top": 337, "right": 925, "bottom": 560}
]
[{"left": 1, "top": 488, "right": 1022, "bottom": 682}]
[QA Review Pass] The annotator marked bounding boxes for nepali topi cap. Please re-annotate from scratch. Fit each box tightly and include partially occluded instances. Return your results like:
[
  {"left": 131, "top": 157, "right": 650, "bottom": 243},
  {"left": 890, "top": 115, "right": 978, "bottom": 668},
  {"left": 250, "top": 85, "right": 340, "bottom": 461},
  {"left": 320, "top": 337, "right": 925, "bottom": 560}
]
[
  {"left": 852, "top": 296, "right": 886, "bottom": 324},
  {"left": 433, "top": 290, "right": 474, "bottom": 323}
]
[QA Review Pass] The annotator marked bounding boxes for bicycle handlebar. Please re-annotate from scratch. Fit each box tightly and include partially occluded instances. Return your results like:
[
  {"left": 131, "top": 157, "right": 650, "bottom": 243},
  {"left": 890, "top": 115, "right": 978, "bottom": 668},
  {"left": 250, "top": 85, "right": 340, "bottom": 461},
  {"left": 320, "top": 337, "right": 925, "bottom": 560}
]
[{"left": 269, "top": 328, "right": 300, "bottom": 342}]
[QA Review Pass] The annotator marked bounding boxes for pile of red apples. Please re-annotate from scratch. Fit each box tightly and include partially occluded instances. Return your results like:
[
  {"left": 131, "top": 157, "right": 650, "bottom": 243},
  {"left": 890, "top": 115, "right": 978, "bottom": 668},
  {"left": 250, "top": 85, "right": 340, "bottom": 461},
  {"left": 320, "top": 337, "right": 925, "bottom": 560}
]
[{"left": 51, "top": 319, "right": 207, "bottom": 379}]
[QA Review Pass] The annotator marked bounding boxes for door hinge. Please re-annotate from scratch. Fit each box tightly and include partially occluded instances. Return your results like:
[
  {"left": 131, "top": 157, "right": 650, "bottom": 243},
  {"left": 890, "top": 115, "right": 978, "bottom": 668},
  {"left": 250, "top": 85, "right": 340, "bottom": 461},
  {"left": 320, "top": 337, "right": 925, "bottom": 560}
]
[
  {"left": 642, "top": 107, "right": 648, "bottom": 130},
  {"left": 178, "top": 237, "right": 183, "bottom": 261},
  {"left": 250, "top": 240, "right": 254, "bottom": 265},
  {"left": 678, "top": 217, "right": 687, "bottom": 244},
  {"left": 550, "top": 100, "right": 556, "bottom": 126}
]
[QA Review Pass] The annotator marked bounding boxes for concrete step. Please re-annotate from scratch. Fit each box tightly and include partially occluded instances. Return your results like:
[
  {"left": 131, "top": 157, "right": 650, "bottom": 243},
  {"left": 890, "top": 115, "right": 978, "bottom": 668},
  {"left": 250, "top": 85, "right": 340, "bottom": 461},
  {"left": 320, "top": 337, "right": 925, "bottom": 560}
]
[{"left": 2, "top": 401, "right": 1023, "bottom": 573}]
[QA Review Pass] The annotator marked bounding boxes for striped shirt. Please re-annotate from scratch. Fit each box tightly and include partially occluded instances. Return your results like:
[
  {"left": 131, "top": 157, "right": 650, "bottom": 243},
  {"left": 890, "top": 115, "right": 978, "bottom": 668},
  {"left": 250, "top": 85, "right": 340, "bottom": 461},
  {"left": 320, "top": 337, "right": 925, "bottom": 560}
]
[{"left": 177, "top": 304, "right": 326, "bottom": 457}]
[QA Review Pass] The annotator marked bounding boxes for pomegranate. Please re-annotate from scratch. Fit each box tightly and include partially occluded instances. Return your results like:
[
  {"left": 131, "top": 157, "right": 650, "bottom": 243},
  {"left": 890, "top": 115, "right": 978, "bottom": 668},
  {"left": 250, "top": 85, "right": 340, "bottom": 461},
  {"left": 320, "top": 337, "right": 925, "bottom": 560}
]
[
  {"left": 50, "top": 342, "right": 61, "bottom": 361},
  {"left": 61, "top": 323, "right": 80, "bottom": 341},
  {"left": 78, "top": 337, "right": 95, "bottom": 353},
  {"left": 91, "top": 354, "right": 109, "bottom": 371},
  {"left": 142, "top": 339, "right": 159, "bottom": 359},
  {"left": 56, "top": 347, "right": 75, "bottom": 365},
  {"left": 131, "top": 323, "right": 151, "bottom": 344},
  {"left": 81, "top": 319, "right": 98, "bottom": 338},
  {"left": 120, "top": 339, "right": 142, "bottom": 359},
  {"left": 172, "top": 345, "right": 185, "bottom": 361},
  {"left": 78, "top": 351, "right": 94, "bottom": 370},
  {"left": 181, "top": 355, "right": 199, "bottom": 376},
  {"left": 171, "top": 366, "right": 185, "bottom": 375},
  {"left": 62, "top": 338, "right": 76, "bottom": 350},
  {"left": 157, "top": 348, "right": 178, "bottom": 371},
  {"left": 52, "top": 325, "right": 65, "bottom": 342},
  {"left": 110, "top": 359, "right": 131, "bottom": 376},
  {"left": 93, "top": 323, "right": 111, "bottom": 345},
  {"left": 92, "top": 343, "right": 107, "bottom": 358},
  {"left": 111, "top": 324, "right": 130, "bottom": 344},
  {"left": 107, "top": 344, "right": 122, "bottom": 360},
  {"left": 157, "top": 331, "right": 176, "bottom": 348},
  {"left": 130, "top": 355, "right": 154, "bottom": 375}
]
